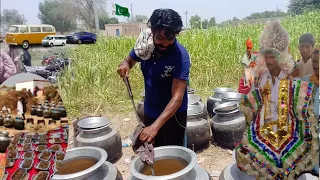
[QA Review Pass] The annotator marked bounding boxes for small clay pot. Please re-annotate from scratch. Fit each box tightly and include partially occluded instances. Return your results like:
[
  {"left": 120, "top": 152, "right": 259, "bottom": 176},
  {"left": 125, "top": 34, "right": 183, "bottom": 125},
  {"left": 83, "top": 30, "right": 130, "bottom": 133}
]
[
  {"left": 4, "top": 115, "right": 13, "bottom": 128},
  {"left": 43, "top": 107, "right": 50, "bottom": 118},
  {"left": 13, "top": 116, "right": 25, "bottom": 130},
  {"left": 30, "top": 106, "right": 36, "bottom": 116}
]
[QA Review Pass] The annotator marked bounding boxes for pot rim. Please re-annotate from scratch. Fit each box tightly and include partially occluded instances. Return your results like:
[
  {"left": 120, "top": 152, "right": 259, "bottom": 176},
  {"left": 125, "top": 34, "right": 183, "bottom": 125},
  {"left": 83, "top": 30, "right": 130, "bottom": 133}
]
[
  {"left": 51, "top": 146, "right": 107, "bottom": 180},
  {"left": 0, "top": 131, "right": 9, "bottom": 137},
  {"left": 130, "top": 146, "right": 197, "bottom": 180},
  {"left": 77, "top": 116, "right": 110, "bottom": 129},
  {"left": 188, "top": 94, "right": 201, "bottom": 105},
  {"left": 79, "top": 124, "right": 110, "bottom": 134},
  {"left": 213, "top": 87, "right": 234, "bottom": 94}
]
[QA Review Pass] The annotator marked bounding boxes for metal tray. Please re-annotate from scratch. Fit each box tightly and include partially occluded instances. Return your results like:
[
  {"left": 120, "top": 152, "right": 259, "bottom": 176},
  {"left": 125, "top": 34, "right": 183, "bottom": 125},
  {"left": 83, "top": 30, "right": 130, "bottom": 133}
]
[
  {"left": 35, "top": 145, "right": 47, "bottom": 152},
  {"left": 35, "top": 160, "right": 50, "bottom": 171},
  {"left": 213, "top": 101, "right": 239, "bottom": 112},
  {"left": 53, "top": 161, "right": 62, "bottom": 172},
  {"left": 32, "top": 171, "right": 50, "bottom": 180},
  {"left": 6, "top": 150, "right": 19, "bottom": 160},
  {"left": 38, "top": 151, "right": 52, "bottom": 161},
  {"left": 49, "top": 144, "right": 62, "bottom": 153},
  {"left": 49, "top": 138, "right": 63, "bottom": 144},
  {"left": 19, "top": 159, "right": 34, "bottom": 170},
  {"left": 18, "top": 143, "right": 33, "bottom": 152},
  {"left": 11, "top": 168, "right": 29, "bottom": 180},
  {"left": 7, "top": 144, "right": 18, "bottom": 151},
  {"left": 22, "top": 151, "right": 35, "bottom": 159}
]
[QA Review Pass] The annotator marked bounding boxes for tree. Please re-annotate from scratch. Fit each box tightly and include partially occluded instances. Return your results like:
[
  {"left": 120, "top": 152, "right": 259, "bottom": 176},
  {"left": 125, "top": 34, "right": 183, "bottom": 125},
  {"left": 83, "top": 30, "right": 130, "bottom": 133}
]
[
  {"left": 209, "top": 17, "right": 216, "bottom": 27},
  {"left": 1, "top": 9, "right": 25, "bottom": 32},
  {"left": 38, "top": 0, "right": 77, "bottom": 34},
  {"left": 99, "top": 12, "right": 119, "bottom": 30},
  {"left": 135, "top": 15, "right": 148, "bottom": 23},
  {"left": 288, "top": 0, "right": 320, "bottom": 15},
  {"left": 245, "top": 10, "right": 287, "bottom": 20},
  {"left": 189, "top": 15, "right": 201, "bottom": 29},
  {"left": 71, "top": 0, "right": 107, "bottom": 30}
]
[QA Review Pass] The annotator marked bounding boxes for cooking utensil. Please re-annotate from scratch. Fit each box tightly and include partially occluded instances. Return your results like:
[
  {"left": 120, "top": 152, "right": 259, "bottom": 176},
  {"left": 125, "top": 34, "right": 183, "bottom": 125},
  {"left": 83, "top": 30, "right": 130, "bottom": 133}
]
[{"left": 124, "top": 77, "right": 141, "bottom": 123}]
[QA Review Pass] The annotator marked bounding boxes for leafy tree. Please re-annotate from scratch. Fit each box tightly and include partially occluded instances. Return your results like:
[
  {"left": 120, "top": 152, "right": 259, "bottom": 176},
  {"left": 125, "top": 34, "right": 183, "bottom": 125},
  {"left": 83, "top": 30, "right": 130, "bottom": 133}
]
[
  {"left": 209, "top": 17, "right": 216, "bottom": 27},
  {"left": 38, "top": 0, "right": 77, "bottom": 34},
  {"left": 189, "top": 15, "right": 201, "bottom": 29},
  {"left": 1, "top": 9, "right": 25, "bottom": 32},
  {"left": 245, "top": 10, "right": 287, "bottom": 20},
  {"left": 202, "top": 19, "right": 209, "bottom": 29},
  {"left": 288, "top": 0, "right": 320, "bottom": 15},
  {"left": 135, "top": 15, "right": 148, "bottom": 23},
  {"left": 99, "top": 12, "right": 119, "bottom": 30}
]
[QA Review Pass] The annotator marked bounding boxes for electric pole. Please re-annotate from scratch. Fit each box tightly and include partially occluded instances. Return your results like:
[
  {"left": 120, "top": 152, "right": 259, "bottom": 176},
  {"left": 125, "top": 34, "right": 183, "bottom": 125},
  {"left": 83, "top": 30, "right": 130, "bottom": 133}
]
[
  {"left": 93, "top": 0, "right": 100, "bottom": 33},
  {"left": 184, "top": 11, "right": 189, "bottom": 29}
]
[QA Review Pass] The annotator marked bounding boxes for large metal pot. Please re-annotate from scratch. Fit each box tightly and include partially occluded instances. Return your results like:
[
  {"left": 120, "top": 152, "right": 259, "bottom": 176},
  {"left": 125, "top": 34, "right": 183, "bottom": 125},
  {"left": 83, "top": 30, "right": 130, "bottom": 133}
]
[
  {"left": 137, "top": 101, "right": 144, "bottom": 122},
  {"left": 219, "top": 162, "right": 255, "bottom": 180},
  {"left": 188, "top": 94, "right": 207, "bottom": 119},
  {"left": 36, "top": 103, "right": 43, "bottom": 117},
  {"left": 75, "top": 116, "right": 122, "bottom": 162},
  {"left": 51, "top": 146, "right": 122, "bottom": 180},
  {"left": 0, "top": 131, "right": 11, "bottom": 153},
  {"left": 207, "top": 88, "right": 234, "bottom": 118},
  {"left": 128, "top": 146, "right": 210, "bottom": 180},
  {"left": 211, "top": 102, "right": 245, "bottom": 148},
  {"left": 30, "top": 106, "right": 36, "bottom": 116},
  {"left": 13, "top": 116, "right": 25, "bottom": 130},
  {"left": 186, "top": 105, "right": 211, "bottom": 150},
  {"left": 4, "top": 115, "right": 13, "bottom": 128}
]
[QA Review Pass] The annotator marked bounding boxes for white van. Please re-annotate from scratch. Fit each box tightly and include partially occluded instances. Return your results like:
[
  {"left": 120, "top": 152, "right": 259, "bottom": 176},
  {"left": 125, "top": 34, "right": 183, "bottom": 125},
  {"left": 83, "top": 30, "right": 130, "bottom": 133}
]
[{"left": 41, "top": 35, "right": 66, "bottom": 47}]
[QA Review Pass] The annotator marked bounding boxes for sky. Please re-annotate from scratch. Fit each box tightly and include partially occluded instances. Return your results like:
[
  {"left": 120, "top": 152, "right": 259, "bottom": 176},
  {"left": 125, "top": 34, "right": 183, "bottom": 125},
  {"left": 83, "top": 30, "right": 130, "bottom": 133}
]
[
  {"left": 1, "top": 73, "right": 47, "bottom": 87},
  {"left": 1, "top": 0, "right": 289, "bottom": 25}
]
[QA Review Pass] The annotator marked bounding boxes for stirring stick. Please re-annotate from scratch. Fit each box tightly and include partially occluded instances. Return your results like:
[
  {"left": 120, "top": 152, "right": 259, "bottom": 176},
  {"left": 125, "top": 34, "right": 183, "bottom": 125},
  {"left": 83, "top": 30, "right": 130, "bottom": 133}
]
[{"left": 150, "top": 164, "right": 155, "bottom": 176}]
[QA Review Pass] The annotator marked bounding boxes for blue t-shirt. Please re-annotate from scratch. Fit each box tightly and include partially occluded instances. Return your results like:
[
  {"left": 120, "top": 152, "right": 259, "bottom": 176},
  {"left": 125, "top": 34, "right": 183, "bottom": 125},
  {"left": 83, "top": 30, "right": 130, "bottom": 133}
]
[{"left": 129, "top": 40, "right": 190, "bottom": 119}]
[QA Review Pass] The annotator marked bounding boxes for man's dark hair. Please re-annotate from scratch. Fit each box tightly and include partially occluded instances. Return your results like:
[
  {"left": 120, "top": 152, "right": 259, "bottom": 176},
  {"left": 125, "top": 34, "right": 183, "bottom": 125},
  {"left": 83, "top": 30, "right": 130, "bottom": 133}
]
[
  {"left": 148, "top": 9, "right": 183, "bottom": 40},
  {"left": 299, "top": 33, "right": 315, "bottom": 47}
]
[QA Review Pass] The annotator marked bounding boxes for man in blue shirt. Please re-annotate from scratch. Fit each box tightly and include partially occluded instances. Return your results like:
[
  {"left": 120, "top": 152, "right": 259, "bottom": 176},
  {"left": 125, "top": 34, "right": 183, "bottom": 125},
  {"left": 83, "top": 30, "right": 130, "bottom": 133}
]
[{"left": 117, "top": 9, "right": 190, "bottom": 147}]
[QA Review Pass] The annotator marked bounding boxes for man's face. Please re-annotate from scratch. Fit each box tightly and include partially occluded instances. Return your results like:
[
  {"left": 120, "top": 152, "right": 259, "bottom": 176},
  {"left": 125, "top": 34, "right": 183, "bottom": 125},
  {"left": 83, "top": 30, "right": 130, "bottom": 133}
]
[
  {"left": 299, "top": 43, "right": 313, "bottom": 60},
  {"left": 153, "top": 29, "right": 175, "bottom": 53},
  {"left": 264, "top": 52, "right": 279, "bottom": 71},
  {"left": 312, "top": 52, "right": 319, "bottom": 77}
]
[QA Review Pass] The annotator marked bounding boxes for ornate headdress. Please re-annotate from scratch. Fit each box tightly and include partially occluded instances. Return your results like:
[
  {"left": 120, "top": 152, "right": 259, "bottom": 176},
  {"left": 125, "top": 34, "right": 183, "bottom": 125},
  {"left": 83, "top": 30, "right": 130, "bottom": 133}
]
[{"left": 253, "top": 21, "right": 295, "bottom": 76}]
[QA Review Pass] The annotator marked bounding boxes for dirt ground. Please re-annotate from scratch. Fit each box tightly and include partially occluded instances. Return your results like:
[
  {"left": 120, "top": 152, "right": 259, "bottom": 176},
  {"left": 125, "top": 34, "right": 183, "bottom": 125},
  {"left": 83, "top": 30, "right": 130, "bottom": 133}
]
[{"left": 67, "top": 111, "right": 233, "bottom": 180}]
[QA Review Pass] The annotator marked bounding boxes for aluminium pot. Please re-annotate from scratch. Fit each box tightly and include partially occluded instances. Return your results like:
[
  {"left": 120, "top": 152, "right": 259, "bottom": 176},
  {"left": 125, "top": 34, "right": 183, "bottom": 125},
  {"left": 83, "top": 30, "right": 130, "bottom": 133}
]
[
  {"left": 13, "top": 116, "right": 25, "bottom": 130},
  {"left": 0, "top": 131, "right": 11, "bottom": 153},
  {"left": 188, "top": 94, "right": 207, "bottom": 119},
  {"left": 36, "top": 103, "right": 44, "bottom": 117},
  {"left": 43, "top": 107, "right": 50, "bottom": 118},
  {"left": 4, "top": 115, "right": 13, "bottom": 128},
  {"left": 75, "top": 116, "right": 122, "bottom": 162},
  {"left": 211, "top": 106, "right": 245, "bottom": 148},
  {"left": 51, "top": 146, "right": 119, "bottom": 180},
  {"left": 219, "top": 162, "right": 255, "bottom": 180},
  {"left": 207, "top": 88, "right": 234, "bottom": 118},
  {"left": 30, "top": 106, "right": 36, "bottom": 116},
  {"left": 128, "top": 146, "right": 210, "bottom": 180},
  {"left": 186, "top": 105, "right": 211, "bottom": 150}
]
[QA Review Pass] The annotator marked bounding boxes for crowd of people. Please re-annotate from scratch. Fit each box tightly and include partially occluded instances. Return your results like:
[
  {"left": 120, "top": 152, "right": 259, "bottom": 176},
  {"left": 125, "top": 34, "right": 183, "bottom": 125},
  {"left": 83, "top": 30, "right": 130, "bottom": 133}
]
[{"left": 0, "top": 45, "right": 32, "bottom": 84}]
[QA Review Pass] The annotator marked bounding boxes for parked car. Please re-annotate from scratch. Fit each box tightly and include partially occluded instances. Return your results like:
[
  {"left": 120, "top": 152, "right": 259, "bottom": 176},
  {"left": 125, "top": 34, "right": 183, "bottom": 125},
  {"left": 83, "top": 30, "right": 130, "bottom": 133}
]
[
  {"left": 66, "top": 32, "right": 97, "bottom": 44},
  {"left": 41, "top": 35, "right": 66, "bottom": 47}
]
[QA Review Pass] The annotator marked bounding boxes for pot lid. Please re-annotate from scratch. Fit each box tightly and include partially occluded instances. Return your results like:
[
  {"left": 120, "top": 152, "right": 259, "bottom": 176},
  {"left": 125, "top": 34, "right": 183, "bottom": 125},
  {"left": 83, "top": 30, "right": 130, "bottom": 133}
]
[
  {"left": 219, "top": 92, "right": 242, "bottom": 100},
  {"left": 77, "top": 116, "right": 110, "bottom": 129},
  {"left": 187, "top": 87, "right": 195, "bottom": 94},
  {"left": 214, "top": 101, "right": 239, "bottom": 113},
  {"left": 188, "top": 94, "right": 201, "bottom": 105},
  {"left": 213, "top": 87, "right": 234, "bottom": 94},
  {"left": 187, "top": 104, "right": 203, "bottom": 116}
]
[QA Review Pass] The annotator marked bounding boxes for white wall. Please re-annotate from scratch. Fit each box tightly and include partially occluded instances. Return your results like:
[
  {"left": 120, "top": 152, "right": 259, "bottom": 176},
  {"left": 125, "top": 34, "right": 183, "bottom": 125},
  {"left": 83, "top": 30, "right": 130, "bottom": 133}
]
[{"left": 15, "top": 81, "right": 34, "bottom": 92}]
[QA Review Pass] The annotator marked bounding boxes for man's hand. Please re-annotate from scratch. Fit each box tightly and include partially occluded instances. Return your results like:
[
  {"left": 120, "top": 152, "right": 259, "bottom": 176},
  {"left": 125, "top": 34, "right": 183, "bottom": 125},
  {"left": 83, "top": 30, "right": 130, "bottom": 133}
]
[
  {"left": 117, "top": 61, "right": 130, "bottom": 78},
  {"left": 139, "top": 125, "right": 159, "bottom": 143}
]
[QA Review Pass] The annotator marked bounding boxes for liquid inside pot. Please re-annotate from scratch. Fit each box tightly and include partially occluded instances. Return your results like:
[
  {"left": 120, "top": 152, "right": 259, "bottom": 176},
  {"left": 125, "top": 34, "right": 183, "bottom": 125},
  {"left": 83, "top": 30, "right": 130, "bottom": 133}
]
[
  {"left": 140, "top": 158, "right": 188, "bottom": 176},
  {"left": 56, "top": 157, "right": 98, "bottom": 175}
]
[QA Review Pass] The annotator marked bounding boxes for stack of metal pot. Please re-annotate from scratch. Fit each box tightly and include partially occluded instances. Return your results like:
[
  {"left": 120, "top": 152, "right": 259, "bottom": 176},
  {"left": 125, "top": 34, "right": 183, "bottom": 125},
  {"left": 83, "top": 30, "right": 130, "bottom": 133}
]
[
  {"left": 211, "top": 92, "right": 246, "bottom": 148},
  {"left": 128, "top": 146, "right": 211, "bottom": 180},
  {"left": 75, "top": 116, "right": 122, "bottom": 162},
  {"left": 207, "top": 88, "right": 234, "bottom": 118},
  {"left": 52, "top": 146, "right": 123, "bottom": 180},
  {"left": 187, "top": 104, "right": 211, "bottom": 150}
]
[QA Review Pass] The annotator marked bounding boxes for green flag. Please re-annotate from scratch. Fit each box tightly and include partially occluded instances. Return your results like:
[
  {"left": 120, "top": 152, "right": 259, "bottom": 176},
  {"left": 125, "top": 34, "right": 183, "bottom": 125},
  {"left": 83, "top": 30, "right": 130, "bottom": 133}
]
[{"left": 112, "top": 4, "right": 130, "bottom": 17}]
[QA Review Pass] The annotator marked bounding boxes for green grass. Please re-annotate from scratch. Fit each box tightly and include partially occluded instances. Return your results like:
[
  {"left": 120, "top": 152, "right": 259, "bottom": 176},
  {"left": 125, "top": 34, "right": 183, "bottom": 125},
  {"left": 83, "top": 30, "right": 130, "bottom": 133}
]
[{"left": 58, "top": 11, "right": 320, "bottom": 117}]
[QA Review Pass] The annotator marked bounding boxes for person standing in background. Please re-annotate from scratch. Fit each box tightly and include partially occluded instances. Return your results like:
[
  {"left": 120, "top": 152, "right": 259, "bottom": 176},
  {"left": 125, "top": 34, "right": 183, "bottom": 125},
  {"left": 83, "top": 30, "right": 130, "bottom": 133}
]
[
  {"left": 17, "top": 97, "right": 24, "bottom": 118},
  {"left": 21, "top": 46, "right": 32, "bottom": 66},
  {"left": 294, "top": 33, "right": 315, "bottom": 77}
]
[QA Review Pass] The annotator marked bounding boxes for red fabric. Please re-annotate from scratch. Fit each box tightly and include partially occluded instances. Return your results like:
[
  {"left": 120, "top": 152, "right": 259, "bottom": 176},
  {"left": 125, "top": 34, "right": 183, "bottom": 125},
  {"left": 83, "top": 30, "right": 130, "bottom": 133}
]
[
  {"left": 238, "top": 77, "right": 251, "bottom": 95},
  {"left": 4, "top": 127, "right": 67, "bottom": 179}
]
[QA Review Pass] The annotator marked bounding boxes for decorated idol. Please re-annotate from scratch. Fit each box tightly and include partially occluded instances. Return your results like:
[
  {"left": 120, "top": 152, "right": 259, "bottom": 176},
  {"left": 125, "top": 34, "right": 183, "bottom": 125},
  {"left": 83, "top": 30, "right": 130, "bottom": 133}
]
[{"left": 235, "top": 21, "right": 319, "bottom": 179}]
